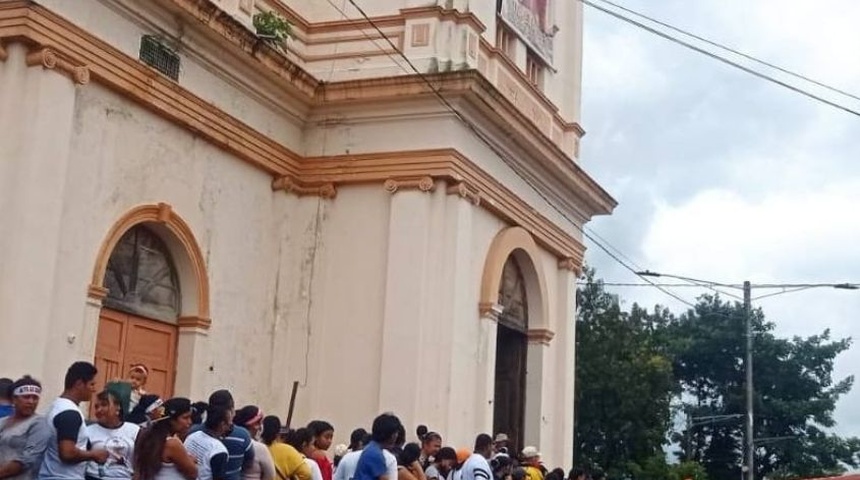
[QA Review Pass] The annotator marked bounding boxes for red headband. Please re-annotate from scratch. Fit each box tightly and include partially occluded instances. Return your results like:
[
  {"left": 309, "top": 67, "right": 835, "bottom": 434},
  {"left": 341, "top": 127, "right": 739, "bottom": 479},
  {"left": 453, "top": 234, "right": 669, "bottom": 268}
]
[{"left": 244, "top": 410, "right": 264, "bottom": 427}]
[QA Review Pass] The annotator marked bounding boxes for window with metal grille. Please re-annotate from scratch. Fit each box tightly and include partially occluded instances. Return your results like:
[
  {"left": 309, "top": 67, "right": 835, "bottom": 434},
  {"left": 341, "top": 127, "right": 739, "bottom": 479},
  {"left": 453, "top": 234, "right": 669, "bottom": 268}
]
[{"left": 139, "top": 35, "right": 180, "bottom": 81}]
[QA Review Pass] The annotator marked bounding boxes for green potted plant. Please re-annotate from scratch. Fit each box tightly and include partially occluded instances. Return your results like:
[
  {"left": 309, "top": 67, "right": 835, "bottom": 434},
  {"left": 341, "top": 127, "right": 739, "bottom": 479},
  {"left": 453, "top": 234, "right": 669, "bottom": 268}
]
[{"left": 253, "top": 11, "right": 292, "bottom": 50}]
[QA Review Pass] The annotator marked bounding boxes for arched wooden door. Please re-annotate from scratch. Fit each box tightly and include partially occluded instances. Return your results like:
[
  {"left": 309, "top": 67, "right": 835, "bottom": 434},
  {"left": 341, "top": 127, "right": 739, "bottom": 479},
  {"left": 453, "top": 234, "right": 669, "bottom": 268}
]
[
  {"left": 493, "top": 255, "right": 529, "bottom": 455},
  {"left": 93, "top": 225, "right": 181, "bottom": 400}
]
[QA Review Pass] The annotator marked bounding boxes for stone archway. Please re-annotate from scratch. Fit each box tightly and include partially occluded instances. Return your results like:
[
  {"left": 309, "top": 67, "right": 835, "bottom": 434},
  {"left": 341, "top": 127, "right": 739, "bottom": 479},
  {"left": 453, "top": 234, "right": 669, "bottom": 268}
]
[
  {"left": 480, "top": 226, "right": 552, "bottom": 455},
  {"left": 87, "top": 203, "right": 210, "bottom": 398}
]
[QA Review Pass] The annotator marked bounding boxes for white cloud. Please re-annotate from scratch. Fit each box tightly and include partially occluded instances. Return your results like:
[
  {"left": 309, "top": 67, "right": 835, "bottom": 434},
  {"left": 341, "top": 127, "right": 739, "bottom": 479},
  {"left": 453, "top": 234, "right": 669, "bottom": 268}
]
[{"left": 581, "top": 0, "right": 860, "bottom": 439}]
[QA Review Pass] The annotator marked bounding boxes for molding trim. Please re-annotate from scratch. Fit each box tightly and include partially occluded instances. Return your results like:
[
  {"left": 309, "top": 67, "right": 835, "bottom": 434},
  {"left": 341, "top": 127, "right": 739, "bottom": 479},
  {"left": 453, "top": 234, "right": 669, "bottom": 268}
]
[
  {"left": 0, "top": 41, "right": 7, "bottom": 61},
  {"left": 383, "top": 175, "right": 436, "bottom": 194},
  {"left": 479, "top": 302, "right": 503, "bottom": 321},
  {"left": 87, "top": 284, "right": 108, "bottom": 301},
  {"left": 25, "top": 46, "right": 89, "bottom": 85},
  {"left": 527, "top": 328, "right": 555, "bottom": 345},
  {"left": 272, "top": 175, "right": 337, "bottom": 198},
  {"left": 0, "top": 2, "right": 599, "bottom": 264},
  {"left": 446, "top": 181, "right": 481, "bottom": 205},
  {"left": 90, "top": 203, "right": 211, "bottom": 325},
  {"left": 177, "top": 316, "right": 213, "bottom": 330},
  {"left": 480, "top": 227, "right": 550, "bottom": 330},
  {"left": 557, "top": 257, "right": 581, "bottom": 274}
]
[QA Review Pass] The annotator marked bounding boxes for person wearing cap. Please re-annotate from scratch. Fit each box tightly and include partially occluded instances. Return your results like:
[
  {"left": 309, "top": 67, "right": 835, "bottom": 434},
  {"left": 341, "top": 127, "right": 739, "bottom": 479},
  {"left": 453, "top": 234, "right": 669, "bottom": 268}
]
[
  {"left": 0, "top": 376, "right": 50, "bottom": 480},
  {"left": 133, "top": 397, "right": 198, "bottom": 480},
  {"left": 126, "top": 395, "right": 165, "bottom": 428},
  {"left": 491, "top": 435, "right": 508, "bottom": 456},
  {"left": 519, "top": 448, "right": 542, "bottom": 480},
  {"left": 333, "top": 429, "right": 370, "bottom": 480}
]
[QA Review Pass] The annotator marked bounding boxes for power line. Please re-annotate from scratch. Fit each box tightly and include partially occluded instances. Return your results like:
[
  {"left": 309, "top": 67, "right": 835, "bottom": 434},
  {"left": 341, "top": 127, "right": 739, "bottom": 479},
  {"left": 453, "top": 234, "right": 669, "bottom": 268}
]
[
  {"left": 590, "top": 0, "right": 860, "bottom": 104},
  {"left": 579, "top": 282, "right": 859, "bottom": 289},
  {"left": 577, "top": 0, "right": 860, "bottom": 118},
  {"left": 332, "top": 0, "right": 700, "bottom": 308}
]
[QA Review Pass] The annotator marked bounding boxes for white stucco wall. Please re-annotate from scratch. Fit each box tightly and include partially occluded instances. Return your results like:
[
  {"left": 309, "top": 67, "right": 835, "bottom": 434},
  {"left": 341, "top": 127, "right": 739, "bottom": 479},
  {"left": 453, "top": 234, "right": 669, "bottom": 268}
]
[{"left": 0, "top": 0, "right": 585, "bottom": 469}]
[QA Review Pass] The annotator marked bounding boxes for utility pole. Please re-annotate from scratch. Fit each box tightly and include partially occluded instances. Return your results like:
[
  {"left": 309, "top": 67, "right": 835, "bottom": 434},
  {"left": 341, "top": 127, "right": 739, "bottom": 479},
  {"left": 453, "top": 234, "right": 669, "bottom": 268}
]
[
  {"left": 685, "top": 412, "right": 692, "bottom": 461},
  {"left": 744, "top": 281, "right": 754, "bottom": 480}
]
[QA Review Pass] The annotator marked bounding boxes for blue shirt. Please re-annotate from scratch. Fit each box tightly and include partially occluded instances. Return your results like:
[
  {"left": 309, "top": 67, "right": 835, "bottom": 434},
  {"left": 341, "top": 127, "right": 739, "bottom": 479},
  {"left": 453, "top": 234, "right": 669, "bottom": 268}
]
[
  {"left": 355, "top": 441, "right": 388, "bottom": 480},
  {"left": 0, "top": 405, "right": 12, "bottom": 419},
  {"left": 189, "top": 424, "right": 254, "bottom": 480}
]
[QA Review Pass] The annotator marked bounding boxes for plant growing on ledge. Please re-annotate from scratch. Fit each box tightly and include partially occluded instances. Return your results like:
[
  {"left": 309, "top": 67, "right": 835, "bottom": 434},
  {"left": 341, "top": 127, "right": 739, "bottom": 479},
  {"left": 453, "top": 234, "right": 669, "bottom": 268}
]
[{"left": 253, "top": 11, "right": 292, "bottom": 49}]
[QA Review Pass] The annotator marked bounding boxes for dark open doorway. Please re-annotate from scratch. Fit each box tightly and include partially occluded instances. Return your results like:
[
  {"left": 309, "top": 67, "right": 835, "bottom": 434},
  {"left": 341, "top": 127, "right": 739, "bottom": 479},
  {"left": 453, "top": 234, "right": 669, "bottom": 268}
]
[{"left": 493, "top": 254, "right": 529, "bottom": 454}]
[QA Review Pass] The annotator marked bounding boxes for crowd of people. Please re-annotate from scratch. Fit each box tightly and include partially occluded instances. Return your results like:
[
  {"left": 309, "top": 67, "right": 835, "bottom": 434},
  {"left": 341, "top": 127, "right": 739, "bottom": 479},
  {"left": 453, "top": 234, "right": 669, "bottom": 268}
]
[{"left": 0, "top": 362, "right": 597, "bottom": 480}]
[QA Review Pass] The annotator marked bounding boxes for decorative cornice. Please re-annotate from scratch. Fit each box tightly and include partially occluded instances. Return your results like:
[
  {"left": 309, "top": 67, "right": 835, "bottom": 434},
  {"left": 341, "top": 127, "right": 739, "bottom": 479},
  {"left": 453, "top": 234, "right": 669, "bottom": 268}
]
[
  {"left": 24, "top": 46, "right": 89, "bottom": 85},
  {"left": 177, "top": 316, "right": 212, "bottom": 330},
  {"left": 0, "top": 2, "right": 598, "bottom": 265},
  {"left": 527, "top": 328, "right": 555, "bottom": 345},
  {"left": 558, "top": 258, "right": 580, "bottom": 274},
  {"left": 272, "top": 175, "right": 337, "bottom": 198},
  {"left": 446, "top": 181, "right": 481, "bottom": 206},
  {"left": 87, "top": 284, "right": 108, "bottom": 301},
  {"left": 383, "top": 176, "right": 436, "bottom": 194},
  {"left": 479, "top": 302, "right": 504, "bottom": 321}
]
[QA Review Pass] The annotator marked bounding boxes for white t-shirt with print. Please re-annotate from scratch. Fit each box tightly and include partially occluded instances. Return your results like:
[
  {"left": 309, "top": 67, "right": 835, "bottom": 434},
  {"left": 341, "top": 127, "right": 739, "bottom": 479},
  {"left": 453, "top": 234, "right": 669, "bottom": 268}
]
[
  {"left": 85, "top": 422, "right": 140, "bottom": 480},
  {"left": 185, "top": 431, "right": 228, "bottom": 480}
]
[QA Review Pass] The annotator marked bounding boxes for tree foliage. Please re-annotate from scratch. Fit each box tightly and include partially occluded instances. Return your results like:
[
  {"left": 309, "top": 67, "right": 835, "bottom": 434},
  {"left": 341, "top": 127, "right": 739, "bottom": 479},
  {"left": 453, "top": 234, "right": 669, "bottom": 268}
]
[
  {"left": 574, "top": 269, "right": 678, "bottom": 480},
  {"left": 574, "top": 269, "right": 859, "bottom": 480},
  {"left": 670, "top": 295, "right": 859, "bottom": 480}
]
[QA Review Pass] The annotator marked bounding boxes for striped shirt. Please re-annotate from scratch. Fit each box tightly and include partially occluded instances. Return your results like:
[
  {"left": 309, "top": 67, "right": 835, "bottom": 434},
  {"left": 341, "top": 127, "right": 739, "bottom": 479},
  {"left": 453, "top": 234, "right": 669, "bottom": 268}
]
[
  {"left": 189, "top": 424, "right": 254, "bottom": 480},
  {"left": 460, "top": 455, "right": 491, "bottom": 480}
]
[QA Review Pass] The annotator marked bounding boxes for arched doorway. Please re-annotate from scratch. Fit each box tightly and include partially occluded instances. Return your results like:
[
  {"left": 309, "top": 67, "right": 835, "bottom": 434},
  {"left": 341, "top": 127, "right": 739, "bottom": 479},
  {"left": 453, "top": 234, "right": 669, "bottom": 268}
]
[
  {"left": 481, "top": 226, "right": 551, "bottom": 455},
  {"left": 494, "top": 254, "right": 529, "bottom": 454},
  {"left": 94, "top": 224, "right": 180, "bottom": 398}
]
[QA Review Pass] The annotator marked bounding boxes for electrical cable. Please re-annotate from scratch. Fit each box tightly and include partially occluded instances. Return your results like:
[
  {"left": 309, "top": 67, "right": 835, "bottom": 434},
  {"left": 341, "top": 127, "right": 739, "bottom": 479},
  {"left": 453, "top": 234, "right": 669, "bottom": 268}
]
[
  {"left": 577, "top": 0, "right": 860, "bottom": 118},
  {"left": 332, "top": 0, "right": 702, "bottom": 308},
  {"left": 589, "top": 0, "right": 860, "bottom": 104}
]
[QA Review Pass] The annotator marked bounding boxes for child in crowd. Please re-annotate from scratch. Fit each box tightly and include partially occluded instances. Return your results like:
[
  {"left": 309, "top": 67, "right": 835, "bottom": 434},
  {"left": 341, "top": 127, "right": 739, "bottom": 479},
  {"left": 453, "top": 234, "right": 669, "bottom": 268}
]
[{"left": 127, "top": 364, "right": 149, "bottom": 411}]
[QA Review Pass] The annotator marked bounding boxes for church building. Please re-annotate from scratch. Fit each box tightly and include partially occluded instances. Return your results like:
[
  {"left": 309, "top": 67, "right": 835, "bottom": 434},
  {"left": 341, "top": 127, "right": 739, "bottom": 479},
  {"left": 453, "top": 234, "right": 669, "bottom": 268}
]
[{"left": 0, "top": 0, "right": 615, "bottom": 468}]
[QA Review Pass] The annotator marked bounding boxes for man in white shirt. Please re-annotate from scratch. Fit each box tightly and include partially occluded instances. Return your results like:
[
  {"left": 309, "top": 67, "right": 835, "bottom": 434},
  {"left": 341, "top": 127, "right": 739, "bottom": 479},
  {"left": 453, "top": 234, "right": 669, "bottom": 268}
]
[
  {"left": 39, "top": 362, "right": 109, "bottom": 480},
  {"left": 460, "top": 435, "right": 493, "bottom": 480}
]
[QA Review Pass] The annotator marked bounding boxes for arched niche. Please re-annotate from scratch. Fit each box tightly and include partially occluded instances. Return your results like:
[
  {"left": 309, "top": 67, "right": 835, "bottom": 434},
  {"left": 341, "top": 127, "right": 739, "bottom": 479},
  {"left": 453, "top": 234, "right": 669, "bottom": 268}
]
[
  {"left": 89, "top": 203, "right": 210, "bottom": 327},
  {"left": 480, "top": 226, "right": 549, "bottom": 333}
]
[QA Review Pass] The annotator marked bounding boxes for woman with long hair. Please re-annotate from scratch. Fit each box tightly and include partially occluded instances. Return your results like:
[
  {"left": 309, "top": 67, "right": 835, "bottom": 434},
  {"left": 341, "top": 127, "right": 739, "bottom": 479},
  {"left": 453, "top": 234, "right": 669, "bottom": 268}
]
[
  {"left": 132, "top": 398, "right": 197, "bottom": 480},
  {"left": 85, "top": 390, "right": 139, "bottom": 480},
  {"left": 284, "top": 427, "right": 322, "bottom": 480},
  {"left": 233, "top": 406, "right": 274, "bottom": 480},
  {"left": 306, "top": 421, "right": 334, "bottom": 480},
  {"left": 261, "top": 417, "right": 310, "bottom": 480},
  {"left": 0, "top": 376, "right": 49, "bottom": 480},
  {"left": 396, "top": 443, "right": 425, "bottom": 480}
]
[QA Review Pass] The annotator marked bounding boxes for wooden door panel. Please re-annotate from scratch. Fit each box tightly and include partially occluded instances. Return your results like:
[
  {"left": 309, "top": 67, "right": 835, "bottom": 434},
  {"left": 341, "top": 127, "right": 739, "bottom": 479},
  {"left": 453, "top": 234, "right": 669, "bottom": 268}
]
[
  {"left": 94, "top": 309, "right": 177, "bottom": 404},
  {"left": 94, "top": 310, "right": 129, "bottom": 393},
  {"left": 123, "top": 316, "right": 177, "bottom": 399}
]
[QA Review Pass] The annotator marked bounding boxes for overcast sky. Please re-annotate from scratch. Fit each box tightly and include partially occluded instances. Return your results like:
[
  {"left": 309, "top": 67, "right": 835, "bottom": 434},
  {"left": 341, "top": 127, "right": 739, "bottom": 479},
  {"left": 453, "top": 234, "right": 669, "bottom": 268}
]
[{"left": 579, "top": 0, "right": 860, "bottom": 440}]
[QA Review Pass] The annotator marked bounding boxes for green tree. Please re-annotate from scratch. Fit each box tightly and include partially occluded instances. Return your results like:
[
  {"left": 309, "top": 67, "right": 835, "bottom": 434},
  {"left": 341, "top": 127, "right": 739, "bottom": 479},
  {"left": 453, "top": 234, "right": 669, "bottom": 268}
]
[
  {"left": 574, "top": 269, "right": 678, "bottom": 480},
  {"left": 670, "top": 295, "right": 859, "bottom": 480}
]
